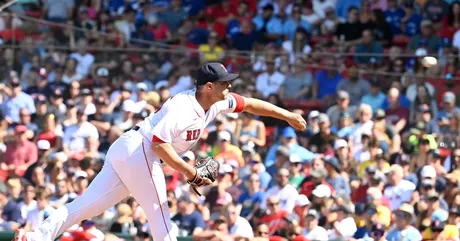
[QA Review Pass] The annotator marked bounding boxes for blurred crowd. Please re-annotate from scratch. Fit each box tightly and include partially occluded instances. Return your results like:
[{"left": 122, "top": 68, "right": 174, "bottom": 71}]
[{"left": 0, "top": 0, "right": 460, "bottom": 241}]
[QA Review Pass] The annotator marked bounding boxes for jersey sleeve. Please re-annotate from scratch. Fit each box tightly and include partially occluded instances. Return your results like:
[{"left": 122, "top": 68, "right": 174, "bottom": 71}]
[
  {"left": 149, "top": 116, "right": 179, "bottom": 143},
  {"left": 217, "top": 92, "right": 245, "bottom": 114}
]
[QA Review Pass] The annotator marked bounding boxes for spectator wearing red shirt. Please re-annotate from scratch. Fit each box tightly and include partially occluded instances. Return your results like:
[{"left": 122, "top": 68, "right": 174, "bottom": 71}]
[
  {"left": 299, "top": 167, "right": 334, "bottom": 198},
  {"left": 1, "top": 125, "right": 38, "bottom": 177},
  {"left": 260, "top": 196, "right": 289, "bottom": 235},
  {"left": 385, "top": 88, "right": 409, "bottom": 133}
]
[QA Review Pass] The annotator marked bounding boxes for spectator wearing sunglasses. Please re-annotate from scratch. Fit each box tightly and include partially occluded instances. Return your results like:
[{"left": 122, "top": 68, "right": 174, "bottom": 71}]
[{"left": 386, "top": 203, "right": 422, "bottom": 241}]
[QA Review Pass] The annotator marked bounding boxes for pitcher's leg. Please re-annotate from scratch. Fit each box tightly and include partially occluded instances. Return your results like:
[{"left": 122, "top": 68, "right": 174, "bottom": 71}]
[
  {"left": 26, "top": 161, "right": 129, "bottom": 241},
  {"left": 112, "top": 143, "right": 177, "bottom": 241}
]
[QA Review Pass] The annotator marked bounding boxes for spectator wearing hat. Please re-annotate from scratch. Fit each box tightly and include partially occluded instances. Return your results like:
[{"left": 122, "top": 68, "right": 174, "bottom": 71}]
[
  {"left": 264, "top": 127, "right": 316, "bottom": 168},
  {"left": 237, "top": 173, "right": 265, "bottom": 218},
  {"left": 291, "top": 194, "right": 310, "bottom": 227},
  {"left": 47, "top": 89, "right": 66, "bottom": 123},
  {"left": 206, "top": 116, "right": 238, "bottom": 147},
  {"left": 384, "top": 164, "right": 416, "bottom": 210},
  {"left": 360, "top": 79, "right": 386, "bottom": 112},
  {"left": 25, "top": 67, "right": 51, "bottom": 97},
  {"left": 324, "top": 156, "right": 350, "bottom": 197},
  {"left": 1, "top": 125, "right": 38, "bottom": 177},
  {"left": 259, "top": 195, "right": 290, "bottom": 235},
  {"left": 329, "top": 205, "right": 357, "bottom": 240},
  {"left": 213, "top": 131, "right": 244, "bottom": 167},
  {"left": 385, "top": 88, "right": 409, "bottom": 133},
  {"left": 309, "top": 113, "right": 337, "bottom": 154},
  {"left": 245, "top": 153, "right": 272, "bottom": 190},
  {"left": 326, "top": 90, "right": 358, "bottom": 129},
  {"left": 413, "top": 104, "right": 440, "bottom": 135},
  {"left": 336, "top": 112, "right": 355, "bottom": 139},
  {"left": 262, "top": 168, "right": 299, "bottom": 214},
  {"left": 299, "top": 167, "right": 334, "bottom": 198},
  {"left": 79, "top": 88, "right": 96, "bottom": 116},
  {"left": 407, "top": 20, "right": 441, "bottom": 52},
  {"left": 1, "top": 79, "right": 36, "bottom": 124},
  {"left": 62, "top": 109, "right": 99, "bottom": 154},
  {"left": 337, "top": 66, "right": 370, "bottom": 106},
  {"left": 172, "top": 196, "right": 204, "bottom": 237},
  {"left": 437, "top": 91, "right": 460, "bottom": 120},
  {"left": 367, "top": 187, "right": 391, "bottom": 227},
  {"left": 303, "top": 209, "right": 328, "bottom": 241},
  {"left": 386, "top": 203, "right": 422, "bottom": 241}
]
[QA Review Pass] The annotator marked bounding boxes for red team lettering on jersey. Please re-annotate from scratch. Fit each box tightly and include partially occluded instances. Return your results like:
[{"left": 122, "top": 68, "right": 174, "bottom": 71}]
[{"left": 185, "top": 129, "right": 201, "bottom": 141}]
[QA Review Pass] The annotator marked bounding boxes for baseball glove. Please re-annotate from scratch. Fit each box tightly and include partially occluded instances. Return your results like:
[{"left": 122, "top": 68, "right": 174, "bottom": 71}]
[{"left": 187, "top": 157, "right": 220, "bottom": 196}]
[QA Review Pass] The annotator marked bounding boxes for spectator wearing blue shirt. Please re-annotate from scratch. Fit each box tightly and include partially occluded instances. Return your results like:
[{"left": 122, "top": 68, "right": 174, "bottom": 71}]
[
  {"left": 324, "top": 157, "right": 351, "bottom": 198},
  {"left": 237, "top": 173, "right": 265, "bottom": 218},
  {"left": 1, "top": 80, "right": 36, "bottom": 124},
  {"left": 159, "top": 0, "right": 188, "bottom": 32},
  {"left": 385, "top": 0, "right": 405, "bottom": 35},
  {"left": 264, "top": 127, "right": 316, "bottom": 168},
  {"left": 252, "top": 4, "right": 283, "bottom": 44},
  {"left": 355, "top": 29, "right": 384, "bottom": 65},
  {"left": 227, "top": 1, "right": 251, "bottom": 37},
  {"left": 0, "top": 181, "right": 22, "bottom": 223},
  {"left": 386, "top": 203, "right": 422, "bottom": 241},
  {"left": 172, "top": 196, "right": 206, "bottom": 237},
  {"left": 312, "top": 57, "right": 343, "bottom": 100},
  {"left": 401, "top": 2, "right": 422, "bottom": 37},
  {"left": 244, "top": 158, "right": 272, "bottom": 191},
  {"left": 282, "top": 4, "right": 311, "bottom": 41},
  {"left": 231, "top": 19, "right": 257, "bottom": 51},
  {"left": 361, "top": 79, "right": 386, "bottom": 111},
  {"left": 407, "top": 20, "right": 441, "bottom": 52}
]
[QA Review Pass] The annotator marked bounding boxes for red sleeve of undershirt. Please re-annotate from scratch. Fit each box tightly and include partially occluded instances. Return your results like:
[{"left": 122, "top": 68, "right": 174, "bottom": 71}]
[
  {"left": 230, "top": 92, "right": 245, "bottom": 113},
  {"left": 152, "top": 135, "right": 166, "bottom": 143}
]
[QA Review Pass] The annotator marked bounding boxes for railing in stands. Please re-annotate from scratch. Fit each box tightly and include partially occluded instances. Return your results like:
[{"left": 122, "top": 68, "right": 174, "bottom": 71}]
[{"left": 0, "top": 231, "right": 195, "bottom": 241}]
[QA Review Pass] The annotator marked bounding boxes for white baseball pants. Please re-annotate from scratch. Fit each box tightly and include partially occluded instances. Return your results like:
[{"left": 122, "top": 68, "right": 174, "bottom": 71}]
[{"left": 25, "top": 130, "right": 177, "bottom": 241}]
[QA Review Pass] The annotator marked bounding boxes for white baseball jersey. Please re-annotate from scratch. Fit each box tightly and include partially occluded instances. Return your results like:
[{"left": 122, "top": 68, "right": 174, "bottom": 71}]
[{"left": 137, "top": 89, "right": 245, "bottom": 162}]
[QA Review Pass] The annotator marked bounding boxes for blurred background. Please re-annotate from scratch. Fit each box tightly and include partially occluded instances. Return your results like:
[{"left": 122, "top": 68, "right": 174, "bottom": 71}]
[{"left": 0, "top": 0, "right": 459, "bottom": 240}]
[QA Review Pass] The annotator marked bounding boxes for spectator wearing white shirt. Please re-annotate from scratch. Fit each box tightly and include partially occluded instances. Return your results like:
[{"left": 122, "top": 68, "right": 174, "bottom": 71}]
[
  {"left": 69, "top": 38, "right": 95, "bottom": 76},
  {"left": 26, "top": 189, "right": 55, "bottom": 231},
  {"left": 328, "top": 205, "right": 357, "bottom": 239},
  {"left": 224, "top": 203, "right": 254, "bottom": 239},
  {"left": 18, "top": 184, "right": 37, "bottom": 221},
  {"left": 349, "top": 103, "right": 374, "bottom": 153},
  {"left": 261, "top": 168, "right": 298, "bottom": 214},
  {"left": 256, "top": 59, "right": 286, "bottom": 98},
  {"left": 63, "top": 109, "right": 99, "bottom": 154},
  {"left": 384, "top": 164, "right": 416, "bottom": 211},
  {"left": 303, "top": 209, "right": 329, "bottom": 241}
]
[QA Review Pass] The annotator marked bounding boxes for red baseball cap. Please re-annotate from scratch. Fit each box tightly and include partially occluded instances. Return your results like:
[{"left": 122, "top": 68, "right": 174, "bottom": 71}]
[{"left": 14, "top": 125, "right": 28, "bottom": 133}]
